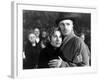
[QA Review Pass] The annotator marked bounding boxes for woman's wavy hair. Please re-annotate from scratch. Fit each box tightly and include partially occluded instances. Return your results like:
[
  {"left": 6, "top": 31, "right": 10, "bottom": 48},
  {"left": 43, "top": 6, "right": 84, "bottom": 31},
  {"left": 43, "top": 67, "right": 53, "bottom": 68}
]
[{"left": 49, "top": 27, "right": 62, "bottom": 41}]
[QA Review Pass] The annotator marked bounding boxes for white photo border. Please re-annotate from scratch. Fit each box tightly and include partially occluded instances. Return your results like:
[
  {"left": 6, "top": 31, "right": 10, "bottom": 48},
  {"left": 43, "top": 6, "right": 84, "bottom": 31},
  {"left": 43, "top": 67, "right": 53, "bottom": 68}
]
[{"left": 11, "top": 2, "right": 97, "bottom": 78}]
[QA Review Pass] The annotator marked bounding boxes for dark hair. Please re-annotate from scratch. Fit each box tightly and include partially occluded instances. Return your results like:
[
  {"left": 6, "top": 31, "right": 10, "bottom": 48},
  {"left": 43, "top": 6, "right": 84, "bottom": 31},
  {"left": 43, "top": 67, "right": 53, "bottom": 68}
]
[{"left": 49, "top": 28, "right": 62, "bottom": 40}]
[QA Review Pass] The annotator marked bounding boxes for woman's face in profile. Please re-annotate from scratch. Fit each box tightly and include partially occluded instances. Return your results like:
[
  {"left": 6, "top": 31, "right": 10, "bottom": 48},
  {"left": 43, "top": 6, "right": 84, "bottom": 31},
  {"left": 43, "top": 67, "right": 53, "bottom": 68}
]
[
  {"left": 51, "top": 30, "right": 62, "bottom": 48},
  {"left": 28, "top": 33, "right": 36, "bottom": 43}
]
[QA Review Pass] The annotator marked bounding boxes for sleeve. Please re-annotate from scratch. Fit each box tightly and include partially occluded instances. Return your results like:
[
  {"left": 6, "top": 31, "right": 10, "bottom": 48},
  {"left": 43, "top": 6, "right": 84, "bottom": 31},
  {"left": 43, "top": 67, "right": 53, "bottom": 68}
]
[
  {"left": 60, "top": 60, "right": 70, "bottom": 67},
  {"left": 72, "top": 38, "right": 90, "bottom": 66}
]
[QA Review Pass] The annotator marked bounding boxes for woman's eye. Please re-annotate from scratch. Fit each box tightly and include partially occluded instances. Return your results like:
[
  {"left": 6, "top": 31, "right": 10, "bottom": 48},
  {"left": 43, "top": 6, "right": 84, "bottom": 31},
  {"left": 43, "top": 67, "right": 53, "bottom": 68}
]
[
  {"left": 54, "top": 36, "right": 57, "bottom": 38},
  {"left": 53, "top": 35, "right": 57, "bottom": 38},
  {"left": 60, "top": 23, "right": 64, "bottom": 26}
]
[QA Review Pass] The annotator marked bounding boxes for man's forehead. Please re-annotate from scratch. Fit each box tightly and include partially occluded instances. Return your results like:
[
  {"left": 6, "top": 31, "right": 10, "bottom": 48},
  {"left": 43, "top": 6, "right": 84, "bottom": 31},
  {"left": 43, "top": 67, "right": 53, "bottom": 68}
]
[
  {"left": 34, "top": 28, "right": 39, "bottom": 31},
  {"left": 59, "top": 19, "right": 73, "bottom": 24}
]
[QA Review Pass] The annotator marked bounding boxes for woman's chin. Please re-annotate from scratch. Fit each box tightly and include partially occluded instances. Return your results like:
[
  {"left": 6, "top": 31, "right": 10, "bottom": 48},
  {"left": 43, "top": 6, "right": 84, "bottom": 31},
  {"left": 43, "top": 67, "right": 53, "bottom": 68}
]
[{"left": 55, "top": 44, "right": 61, "bottom": 48}]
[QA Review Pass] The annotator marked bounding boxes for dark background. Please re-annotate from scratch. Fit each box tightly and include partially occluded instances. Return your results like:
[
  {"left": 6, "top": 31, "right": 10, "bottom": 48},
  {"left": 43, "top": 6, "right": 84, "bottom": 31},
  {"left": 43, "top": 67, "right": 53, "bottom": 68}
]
[{"left": 23, "top": 10, "right": 91, "bottom": 51}]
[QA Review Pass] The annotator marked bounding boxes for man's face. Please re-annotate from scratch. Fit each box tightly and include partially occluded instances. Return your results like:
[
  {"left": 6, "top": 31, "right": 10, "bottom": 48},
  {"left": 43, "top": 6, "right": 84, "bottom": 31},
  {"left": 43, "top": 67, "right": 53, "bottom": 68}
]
[
  {"left": 59, "top": 19, "right": 73, "bottom": 36},
  {"left": 51, "top": 31, "right": 62, "bottom": 47},
  {"left": 28, "top": 33, "right": 36, "bottom": 43},
  {"left": 80, "top": 34, "right": 85, "bottom": 41},
  {"left": 34, "top": 28, "right": 40, "bottom": 37}
]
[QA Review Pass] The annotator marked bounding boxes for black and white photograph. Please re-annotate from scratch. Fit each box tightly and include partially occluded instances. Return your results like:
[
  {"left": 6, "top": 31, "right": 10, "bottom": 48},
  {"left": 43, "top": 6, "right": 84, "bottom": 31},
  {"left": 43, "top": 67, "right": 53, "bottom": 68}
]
[
  {"left": 23, "top": 10, "right": 91, "bottom": 69},
  {"left": 11, "top": 2, "right": 97, "bottom": 78}
]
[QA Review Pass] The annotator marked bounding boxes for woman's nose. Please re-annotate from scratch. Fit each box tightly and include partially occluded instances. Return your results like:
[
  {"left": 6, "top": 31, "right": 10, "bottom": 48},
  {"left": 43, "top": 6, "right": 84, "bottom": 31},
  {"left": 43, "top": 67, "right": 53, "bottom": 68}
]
[{"left": 56, "top": 37, "right": 60, "bottom": 42}]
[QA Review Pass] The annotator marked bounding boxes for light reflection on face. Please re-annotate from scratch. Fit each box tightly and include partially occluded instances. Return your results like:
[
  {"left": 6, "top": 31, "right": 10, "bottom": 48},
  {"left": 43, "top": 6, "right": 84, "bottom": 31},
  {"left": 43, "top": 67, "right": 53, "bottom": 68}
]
[
  {"left": 80, "top": 34, "right": 85, "bottom": 41},
  {"left": 51, "top": 30, "right": 62, "bottom": 48}
]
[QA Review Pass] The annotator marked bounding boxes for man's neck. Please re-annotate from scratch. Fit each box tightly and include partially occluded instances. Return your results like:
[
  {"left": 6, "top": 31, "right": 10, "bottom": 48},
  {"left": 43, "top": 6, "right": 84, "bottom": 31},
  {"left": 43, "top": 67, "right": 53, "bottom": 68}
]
[
  {"left": 63, "top": 31, "right": 75, "bottom": 42},
  {"left": 64, "top": 31, "right": 74, "bottom": 37}
]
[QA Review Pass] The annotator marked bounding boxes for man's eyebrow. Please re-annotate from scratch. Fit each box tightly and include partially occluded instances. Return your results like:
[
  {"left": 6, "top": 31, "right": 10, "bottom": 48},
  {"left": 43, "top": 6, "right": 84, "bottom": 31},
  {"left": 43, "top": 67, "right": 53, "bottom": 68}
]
[{"left": 60, "top": 22, "right": 64, "bottom": 24}]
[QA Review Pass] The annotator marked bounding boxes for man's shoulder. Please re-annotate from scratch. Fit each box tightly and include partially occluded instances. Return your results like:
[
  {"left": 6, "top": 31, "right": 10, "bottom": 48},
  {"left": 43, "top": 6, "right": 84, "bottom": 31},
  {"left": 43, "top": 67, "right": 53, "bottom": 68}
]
[
  {"left": 71, "top": 35, "right": 84, "bottom": 45},
  {"left": 61, "top": 35, "right": 83, "bottom": 49},
  {"left": 70, "top": 35, "right": 80, "bottom": 41}
]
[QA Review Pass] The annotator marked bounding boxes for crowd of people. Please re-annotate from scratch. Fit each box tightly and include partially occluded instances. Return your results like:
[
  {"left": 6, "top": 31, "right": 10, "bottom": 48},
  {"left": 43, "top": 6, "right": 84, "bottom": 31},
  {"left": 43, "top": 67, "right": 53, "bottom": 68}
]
[{"left": 23, "top": 17, "right": 90, "bottom": 69}]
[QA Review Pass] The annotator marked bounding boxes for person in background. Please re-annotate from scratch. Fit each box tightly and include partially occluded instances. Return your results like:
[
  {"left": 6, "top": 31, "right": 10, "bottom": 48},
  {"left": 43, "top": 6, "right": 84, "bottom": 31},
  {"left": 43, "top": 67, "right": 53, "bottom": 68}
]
[
  {"left": 33, "top": 28, "right": 40, "bottom": 44},
  {"left": 80, "top": 32, "right": 91, "bottom": 65},
  {"left": 38, "top": 28, "right": 62, "bottom": 68},
  {"left": 80, "top": 33, "right": 85, "bottom": 41},
  {"left": 48, "top": 17, "right": 90, "bottom": 67},
  {"left": 40, "top": 30, "right": 49, "bottom": 49},
  {"left": 23, "top": 31, "right": 41, "bottom": 69}
]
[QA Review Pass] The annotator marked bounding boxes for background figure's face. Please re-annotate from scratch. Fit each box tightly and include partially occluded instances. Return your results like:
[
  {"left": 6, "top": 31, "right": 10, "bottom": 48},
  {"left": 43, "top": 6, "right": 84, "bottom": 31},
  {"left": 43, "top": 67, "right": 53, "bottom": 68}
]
[
  {"left": 80, "top": 34, "right": 85, "bottom": 41},
  {"left": 28, "top": 33, "right": 36, "bottom": 43},
  {"left": 34, "top": 28, "right": 40, "bottom": 37},
  {"left": 59, "top": 19, "right": 73, "bottom": 36},
  {"left": 51, "top": 31, "right": 62, "bottom": 48},
  {"left": 42, "top": 31, "right": 47, "bottom": 38}
]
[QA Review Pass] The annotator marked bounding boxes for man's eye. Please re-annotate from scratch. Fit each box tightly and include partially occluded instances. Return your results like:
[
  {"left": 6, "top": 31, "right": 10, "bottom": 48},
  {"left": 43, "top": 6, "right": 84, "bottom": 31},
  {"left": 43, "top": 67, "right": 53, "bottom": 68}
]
[
  {"left": 66, "top": 23, "right": 70, "bottom": 25},
  {"left": 61, "top": 23, "right": 65, "bottom": 26}
]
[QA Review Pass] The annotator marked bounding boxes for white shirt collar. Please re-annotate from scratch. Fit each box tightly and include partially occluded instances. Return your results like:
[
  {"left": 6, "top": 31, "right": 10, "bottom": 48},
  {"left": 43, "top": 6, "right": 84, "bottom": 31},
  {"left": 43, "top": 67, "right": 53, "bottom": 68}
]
[{"left": 36, "top": 37, "right": 40, "bottom": 43}]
